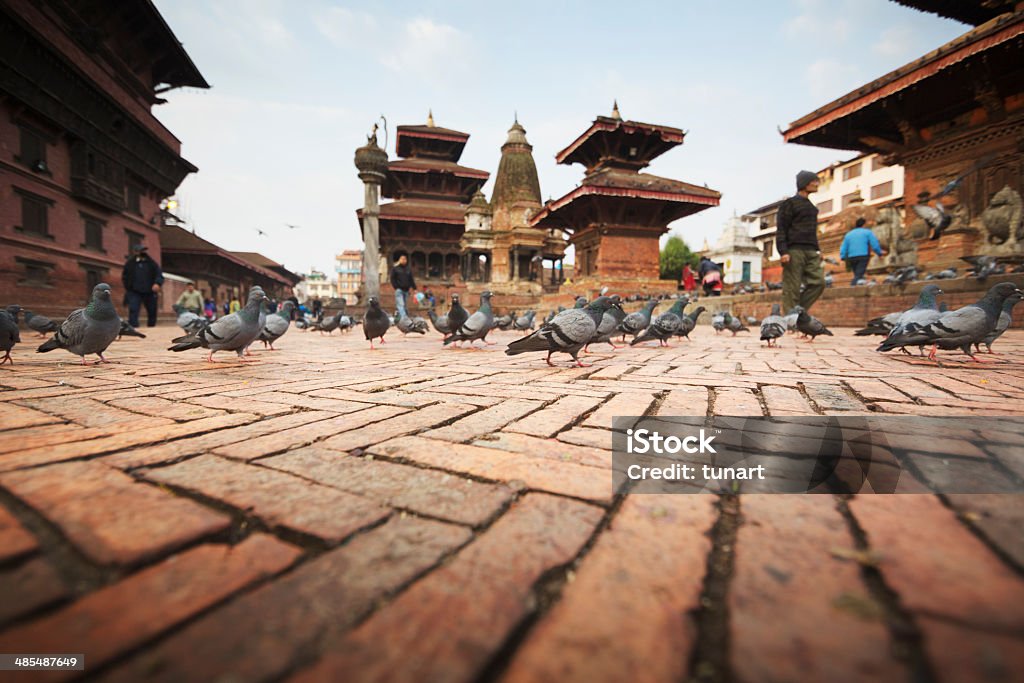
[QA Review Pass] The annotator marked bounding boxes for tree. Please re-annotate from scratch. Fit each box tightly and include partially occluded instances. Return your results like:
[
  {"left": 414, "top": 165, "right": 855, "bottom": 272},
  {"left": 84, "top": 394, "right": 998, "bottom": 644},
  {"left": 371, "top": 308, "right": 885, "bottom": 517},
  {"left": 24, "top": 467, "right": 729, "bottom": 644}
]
[{"left": 659, "top": 235, "right": 699, "bottom": 280}]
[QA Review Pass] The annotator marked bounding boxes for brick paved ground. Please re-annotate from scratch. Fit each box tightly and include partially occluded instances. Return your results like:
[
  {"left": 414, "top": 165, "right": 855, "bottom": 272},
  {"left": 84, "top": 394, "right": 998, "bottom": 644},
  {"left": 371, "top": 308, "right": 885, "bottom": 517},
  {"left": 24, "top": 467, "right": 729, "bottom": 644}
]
[{"left": 0, "top": 322, "right": 1022, "bottom": 682}]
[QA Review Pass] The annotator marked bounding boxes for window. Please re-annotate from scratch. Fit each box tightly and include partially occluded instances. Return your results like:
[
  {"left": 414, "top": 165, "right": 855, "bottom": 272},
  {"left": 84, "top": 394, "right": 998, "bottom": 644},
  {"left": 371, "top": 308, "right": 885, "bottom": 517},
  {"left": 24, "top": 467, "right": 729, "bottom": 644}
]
[
  {"left": 870, "top": 181, "right": 894, "bottom": 200},
  {"left": 17, "top": 126, "right": 48, "bottom": 172},
  {"left": 80, "top": 264, "right": 108, "bottom": 301},
  {"left": 15, "top": 189, "right": 53, "bottom": 237},
  {"left": 126, "top": 183, "right": 142, "bottom": 215},
  {"left": 842, "top": 162, "right": 862, "bottom": 181},
  {"left": 82, "top": 214, "right": 105, "bottom": 251},
  {"left": 816, "top": 199, "right": 834, "bottom": 214},
  {"left": 842, "top": 192, "right": 861, "bottom": 210},
  {"left": 871, "top": 156, "right": 887, "bottom": 171},
  {"left": 742, "top": 261, "right": 751, "bottom": 282},
  {"left": 15, "top": 257, "right": 54, "bottom": 287}
]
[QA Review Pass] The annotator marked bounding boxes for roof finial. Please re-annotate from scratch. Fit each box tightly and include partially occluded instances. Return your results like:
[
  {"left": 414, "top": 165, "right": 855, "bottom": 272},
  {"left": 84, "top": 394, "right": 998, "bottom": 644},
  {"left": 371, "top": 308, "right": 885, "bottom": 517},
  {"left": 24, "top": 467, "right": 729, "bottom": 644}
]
[
  {"left": 427, "top": 109, "right": 435, "bottom": 127},
  {"left": 611, "top": 100, "right": 621, "bottom": 120},
  {"left": 514, "top": 110, "right": 518, "bottom": 124}
]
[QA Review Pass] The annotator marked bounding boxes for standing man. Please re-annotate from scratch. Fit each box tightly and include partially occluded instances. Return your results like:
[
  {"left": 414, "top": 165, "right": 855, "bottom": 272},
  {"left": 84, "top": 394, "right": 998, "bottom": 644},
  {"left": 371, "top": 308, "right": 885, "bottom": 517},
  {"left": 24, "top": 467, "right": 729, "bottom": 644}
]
[
  {"left": 175, "top": 281, "right": 203, "bottom": 315},
  {"left": 121, "top": 244, "right": 164, "bottom": 328},
  {"left": 840, "top": 217, "right": 884, "bottom": 284},
  {"left": 777, "top": 171, "right": 825, "bottom": 312},
  {"left": 390, "top": 253, "right": 416, "bottom": 319}
]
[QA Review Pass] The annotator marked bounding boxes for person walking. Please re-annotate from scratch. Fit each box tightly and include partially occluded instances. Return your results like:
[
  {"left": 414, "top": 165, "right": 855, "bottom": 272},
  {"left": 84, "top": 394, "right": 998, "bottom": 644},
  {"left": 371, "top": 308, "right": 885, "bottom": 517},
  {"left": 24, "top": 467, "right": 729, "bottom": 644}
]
[
  {"left": 175, "top": 282, "right": 203, "bottom": 315},
  {"left": 840, "top": 218, "right": 884, "bottom": 284},
  {"left": 120, "top": 244, "right": 164, "bottom": 327},
  {"left": 699, "top": 256, "right": 723, "bottom": 297},
  {"left": 390, "top": 253, "right": 417, "bottom": 319},
  {"left": 312, "top": 297, "right": 323, "bottom": 321},
  {"left": 682, "top": 264, "right": 697, "bottom": 293},
  {"left": 777, "top": 170, "right": 825, "bottom": 311},
  {"left": 229, "top": 293, "right": 241, "bottom": 314}
]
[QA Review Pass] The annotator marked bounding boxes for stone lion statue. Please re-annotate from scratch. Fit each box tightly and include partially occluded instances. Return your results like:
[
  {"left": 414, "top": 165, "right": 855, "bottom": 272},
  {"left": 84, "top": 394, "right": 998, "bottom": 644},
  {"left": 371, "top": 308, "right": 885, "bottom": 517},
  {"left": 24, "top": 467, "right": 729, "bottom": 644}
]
[{"left": 982, "top": 185, "right": 1023, "bottom": 246}]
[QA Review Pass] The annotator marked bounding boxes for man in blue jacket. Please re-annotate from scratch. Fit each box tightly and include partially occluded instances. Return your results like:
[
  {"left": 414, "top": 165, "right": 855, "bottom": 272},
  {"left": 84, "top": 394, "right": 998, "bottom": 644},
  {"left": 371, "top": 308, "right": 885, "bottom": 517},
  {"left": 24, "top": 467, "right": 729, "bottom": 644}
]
[
  {"left": 120, "top": 244, "right": 164, "bottom": 327},
  {"left": 839, "top": 218, "right": 884, "bottom": 284}
]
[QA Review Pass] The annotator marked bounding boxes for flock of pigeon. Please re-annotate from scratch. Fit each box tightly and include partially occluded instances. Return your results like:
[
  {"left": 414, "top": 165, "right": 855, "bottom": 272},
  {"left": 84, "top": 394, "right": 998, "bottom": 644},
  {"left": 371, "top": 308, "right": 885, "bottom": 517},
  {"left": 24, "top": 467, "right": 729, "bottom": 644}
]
[{"left": 1, "top": 278, "right": 1021, "bottom": 368}]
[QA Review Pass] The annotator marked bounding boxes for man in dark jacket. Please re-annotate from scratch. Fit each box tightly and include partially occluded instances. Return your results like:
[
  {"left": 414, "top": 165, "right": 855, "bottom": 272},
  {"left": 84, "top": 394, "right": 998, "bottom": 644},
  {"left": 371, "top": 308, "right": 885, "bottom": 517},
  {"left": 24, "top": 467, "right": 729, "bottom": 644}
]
[
  {"left": 121, "top": 244, "right": 164, "bottom": 327},
  {"left": 389, "top": 253, "right": 416, "bottom": 319},
  {"left": 776, "top": 170, "right": 825, "bottom": 312}
]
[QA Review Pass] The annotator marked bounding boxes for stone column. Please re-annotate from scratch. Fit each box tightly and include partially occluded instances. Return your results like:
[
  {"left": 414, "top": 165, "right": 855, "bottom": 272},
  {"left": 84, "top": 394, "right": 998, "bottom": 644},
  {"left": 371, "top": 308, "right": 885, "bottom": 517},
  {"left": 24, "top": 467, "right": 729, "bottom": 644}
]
[
  {"left": 512, "top": 248, "right": 518, "bottom": 280},
  {"left": 354, "top": 132, "right": 388, "bottom": 302}
]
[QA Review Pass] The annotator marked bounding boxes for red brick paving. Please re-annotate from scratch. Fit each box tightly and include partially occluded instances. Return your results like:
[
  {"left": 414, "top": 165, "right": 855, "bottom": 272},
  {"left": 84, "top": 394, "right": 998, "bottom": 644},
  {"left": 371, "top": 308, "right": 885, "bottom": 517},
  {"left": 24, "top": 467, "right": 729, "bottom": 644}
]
[{"left": 0, "top": 323, "right": 1022, "bottom": 681}]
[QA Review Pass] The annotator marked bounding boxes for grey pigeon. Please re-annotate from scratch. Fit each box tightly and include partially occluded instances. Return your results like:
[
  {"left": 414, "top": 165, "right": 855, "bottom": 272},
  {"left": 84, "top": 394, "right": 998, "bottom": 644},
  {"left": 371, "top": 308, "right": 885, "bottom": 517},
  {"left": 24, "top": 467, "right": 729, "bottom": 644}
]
[
  {"left": 513, "top": 310, "right": 536, "bottom": 332},
  {"left": 24, "top": 310, "right": 58, "bottom": 336},
  {"left": 117, "top": 319, "right": 146, "bottom": 339},
  {"left": 794, "top": 306, "right": 833, "bottom": 341},
  {"left": 446, "top": 295, "right": 469, "bottom": 336},
  {"left": 427, "top": 308, "right": 451, "bottom": 336},
  {"left": 878, "top": 283, "right": 1021, "bottom": 362},
  {"left": 859, "top": 285, "right": 942, "bottom": 344},
  {"left": 259, "top": 300, "right": 295, "bottom": 350},
  {"left": 962, "top": 255, "right": 1003, "bottom": 282},
  {"left": 760, "top": 303, "right": 786, "bottom": 348},
  {"left": 507, "top": 296, "right": 614, "bottom": 367},
  {"left": 243, "top": 286, "right": 268, "bottom": 356},
  {"left": 494, "top": 312, "right": 515, "bottom": 331},
  {"left": 584, "top": 297, "right": 626, "bottom": 352},
  {"left": 677, "top": 306, "right": 706, "bottom": 340},
  {"left": 173, "top": 304, "right": 208, "bottom": 335},
  {"left": 573, "top": 297, "right": 588, "bottom": 309},
  {"left": 363, "top": 297, "right": 391, "bottom": 349},
  {"left": 396, "top": 314, "right": 428, "bottom": 335},
  {"left": 444, "top": 291, "right": 495, "bottom": 346},
  {"left": 782, "top": 307, "right": 800, "bottom": 332},
  {"left": 0, "top": 305, "right": 21, "bottom": 365},
  {"left": 617, "top": 300, "right": 658, "bottom": 342},
  {"left": 318, "top": 314, "right": 340, "bottom": 334},
  {"left": 631, "top": 298, "right": 687, "bottom": 347},
  {"left": 912, "top": 202, "right": 951, "bottom": 241},
  {"left": 711, "top": 312, "right": 726, "bottom": 334},
  {"left": 37, "top": 284, "right": 121, "bottom": 364},
  {"left": 978, "top": 291, "right": 1023, "bottom": 353},
  {"left": 824, "top": 273, "right": 834, "bottom": 288},
  {"left": 724, "top": 312, "right": 749, "bottom": 336},
  {"left": 935, "top": 268, "right": 958, "bottom": 280},
  {"left": 168, "top": 288, "right": 267, "bottom": 362}
]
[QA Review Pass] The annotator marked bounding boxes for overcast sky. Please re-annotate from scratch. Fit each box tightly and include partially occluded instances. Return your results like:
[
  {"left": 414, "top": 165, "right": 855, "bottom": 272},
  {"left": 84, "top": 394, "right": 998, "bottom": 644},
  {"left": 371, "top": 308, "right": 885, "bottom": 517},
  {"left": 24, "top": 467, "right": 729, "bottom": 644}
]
[{"left": 151, "top": 0, "right": 965, "bottom": 277}]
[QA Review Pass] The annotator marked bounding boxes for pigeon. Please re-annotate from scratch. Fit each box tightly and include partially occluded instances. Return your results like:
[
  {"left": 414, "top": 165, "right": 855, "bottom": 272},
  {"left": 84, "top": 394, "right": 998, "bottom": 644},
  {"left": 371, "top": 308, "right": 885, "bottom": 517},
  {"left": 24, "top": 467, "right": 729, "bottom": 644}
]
[
  {"left": 545, "top": 306, "right": 566, "bottom": 325},
  {"left": 935, "top": 268, "right": 958, "bottom": 280},
  {"left": 793, "top": 306, "right": 833, "bottom": 341},
  {"left": 631, "top": 298, "right": 687, "bottom": 347},
  {"left": 168, "top": 288, "right": 267, "bottom": 362},
  {"left": 711, "top": 312, "right": 726, "bottom": 334},
  {"left": 338, "top": 315, "right": 356, "bottom": 332},
  {"left": 444, "top": 291, "right": 495, "bottom": 346},
  {"left": 617, "top": 300, "right": 658, "bottom": 342},
  {"left": 363, "top": 297, "right": 390, "bottom": 349},
  {"left": 782, "top": 307, "right": 800, "bottom": 332},
  {"left": 878, "top": 283, "right": 1021, "bottom": 362},
  {"left": 871, "top": 285, "right": 944, "bottom": 355},
  {"left": 724, "top": 312, "right": 749, "bottom": 336},
  {"left": 883, "top": 266, "right": 918, "bottom": 287},
  {"left": 760, "top": 303, "right": 786, "bottom": 348},
  {"left": 427, "top": 308, "right": 452, "bottom": 336},
  {"left": 513, "top": 310, "right": 536, "bottom": 332},
  {"left": 37, "top": 283, "right": 122, "bottom": 364},
  {"left": 824, "top": 256, "right": 840, "bottom": 266},
  {"left": 765, "top": 281, "right": 783, "bottom": 291},
  {"left": 573, "top": 297, "right": 588, "bottom": 309},
  {"left": 854, "top": 311, "right": 901, "bottom": 337},
  {"left": 318, "top": 314, "right": 340, "bottom": 335},
  {"left": 584, "top": 297, "right": 626, "bottom": 352},
  {"left": 24, "top": 310, "right": 58, "bottom": 336},
  {"left": 173, "top": 304, "right": 207, "bottom": 335},
  {"left": 913, "top": 202, "right": 951, "bottom": 241},
  {"left": 117, "top": 319, "right": 146, "bottom": 339},
  {"left": 962, "top": 255, "right": 1003, "bottom": 282},
  {"left": 824, "top": 273, "right": 834, "bottom": 288},
  {"left": 396, "top": 314, "right": 428, "bottom": 335},
  {"left": 506, "top": 296, "right": 614, "bottom": 367},
  {"left": 259, "top": 300, "right": 296, "bottom": 350},
  {"left": 977, "top": 290, "right": 1023, "bottom": 353},
  {"left": 746, "top": 315, "right": 759, "bottom": 325},
  {"left": 677, "top": 306, "right": 706, "bottom": 340},
  {"left": 493, "top": 312, "right": 515, "bottom": 331},
  {"left": 446, "top": 295, "right": 469, "bottom": 335},
  {"left": 243, "top": 286, "right": 269, "bottom": 356},
  {"left": 0, "top": 305, "right": 20, "bottom": 365},
  {"left": 857, "top": 285, "right": 942, "bottom": 339}
]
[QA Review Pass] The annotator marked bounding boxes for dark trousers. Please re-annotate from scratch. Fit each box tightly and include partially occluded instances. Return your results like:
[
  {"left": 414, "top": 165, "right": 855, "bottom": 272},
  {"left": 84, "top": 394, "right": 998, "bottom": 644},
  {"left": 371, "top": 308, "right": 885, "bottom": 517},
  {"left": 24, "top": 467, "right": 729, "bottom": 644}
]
[
  {"left": 127, "top": 290, "right": 158, "bottom": 327},
  {"left": 848, "top": 256, "right": 869, "bottom": 284}
]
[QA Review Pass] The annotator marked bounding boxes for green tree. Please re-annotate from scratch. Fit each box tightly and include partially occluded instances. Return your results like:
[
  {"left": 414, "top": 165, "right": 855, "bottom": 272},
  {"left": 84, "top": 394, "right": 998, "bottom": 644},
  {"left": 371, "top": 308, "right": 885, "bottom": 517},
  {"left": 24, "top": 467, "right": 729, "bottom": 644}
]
[{"left": 659, "top": 235, "right": 699, "bottom": 280}]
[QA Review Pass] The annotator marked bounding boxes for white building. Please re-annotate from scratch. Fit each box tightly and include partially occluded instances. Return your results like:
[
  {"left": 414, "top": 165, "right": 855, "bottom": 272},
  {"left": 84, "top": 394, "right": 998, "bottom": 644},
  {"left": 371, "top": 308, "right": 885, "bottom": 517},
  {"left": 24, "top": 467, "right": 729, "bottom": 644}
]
[
  {"left": 706, "top": 215, "right": 763, "bottom": 284},
  {"left": 295, "top": 268, "right": 339, "bottom": 303},
  {"left": 749, "top": 152, "right": 903, "bottom": 262},
  {"left": 335, "top": 250, "right": 362, "bottom": 305}
]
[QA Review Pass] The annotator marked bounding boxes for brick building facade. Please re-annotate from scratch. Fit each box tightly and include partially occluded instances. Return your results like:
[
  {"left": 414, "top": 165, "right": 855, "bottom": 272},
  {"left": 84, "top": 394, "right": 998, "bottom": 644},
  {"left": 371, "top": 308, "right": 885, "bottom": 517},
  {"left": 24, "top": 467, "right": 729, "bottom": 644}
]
[{"left": 0, "top": 0, "right": 206, "bottom": 315}]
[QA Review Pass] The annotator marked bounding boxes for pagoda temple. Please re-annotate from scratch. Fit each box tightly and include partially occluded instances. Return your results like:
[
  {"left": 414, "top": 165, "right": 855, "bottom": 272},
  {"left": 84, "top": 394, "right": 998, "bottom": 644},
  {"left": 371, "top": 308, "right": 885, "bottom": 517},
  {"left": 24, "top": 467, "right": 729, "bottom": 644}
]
[
  {"left": 461, "top": 118, "right": 567, "bottom": 290},
  {"left": 783, "top": 0, "right": 1024, "bottom": 271},
  {"left": 531, "top": 104, "right": 721, "bottom": 289},
  {"left": 360, "top": 112, "right": 489, "bottom": 284}
]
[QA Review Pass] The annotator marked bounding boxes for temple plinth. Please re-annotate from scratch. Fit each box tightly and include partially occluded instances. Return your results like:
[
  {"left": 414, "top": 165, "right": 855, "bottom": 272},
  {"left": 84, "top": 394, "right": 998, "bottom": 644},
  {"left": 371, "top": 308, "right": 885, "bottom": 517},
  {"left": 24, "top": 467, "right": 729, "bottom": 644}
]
[{"left": 531, "top": 104, "right": 720, "bottom": 289}]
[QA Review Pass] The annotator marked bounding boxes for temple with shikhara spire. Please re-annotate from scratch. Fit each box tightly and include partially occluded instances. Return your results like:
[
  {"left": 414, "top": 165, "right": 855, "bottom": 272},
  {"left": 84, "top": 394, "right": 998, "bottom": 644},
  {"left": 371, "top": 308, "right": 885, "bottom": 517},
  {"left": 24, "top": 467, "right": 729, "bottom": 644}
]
[{"left": 461, "top": 117, "right": 567, "bottom": 290}]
